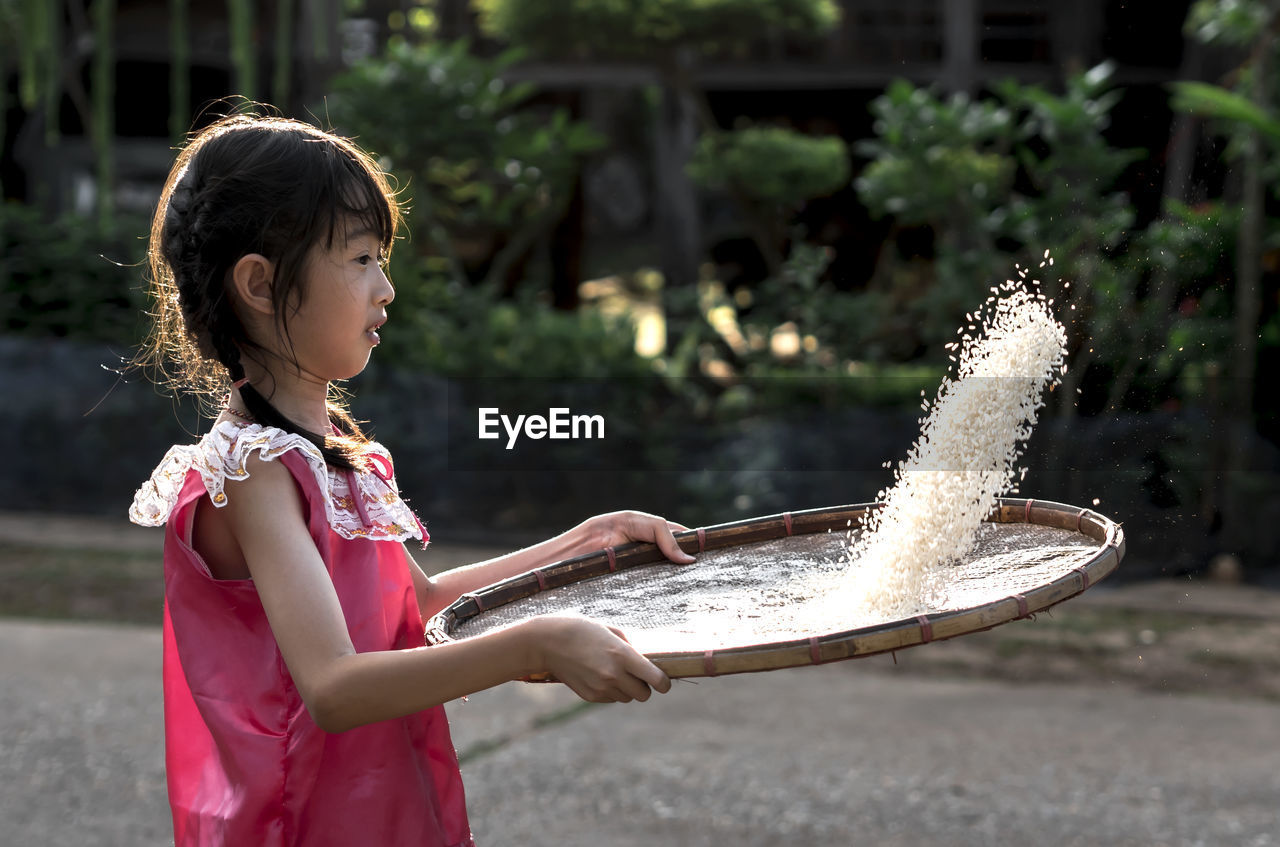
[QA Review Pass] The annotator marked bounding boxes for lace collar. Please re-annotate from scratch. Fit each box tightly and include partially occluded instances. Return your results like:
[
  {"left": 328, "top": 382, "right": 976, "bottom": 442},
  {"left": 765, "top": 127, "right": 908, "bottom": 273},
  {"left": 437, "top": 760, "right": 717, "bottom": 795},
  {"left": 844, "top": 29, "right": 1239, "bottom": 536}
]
[{"left": 129, "top": 421, "right": 426, "bottom": 544}]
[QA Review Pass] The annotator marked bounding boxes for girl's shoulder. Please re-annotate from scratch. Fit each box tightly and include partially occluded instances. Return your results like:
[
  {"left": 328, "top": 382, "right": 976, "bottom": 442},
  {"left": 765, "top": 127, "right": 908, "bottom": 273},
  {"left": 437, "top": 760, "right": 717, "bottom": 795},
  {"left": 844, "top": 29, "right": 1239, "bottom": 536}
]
[{"left": 128, "top": 421, "right": 424, "bottom": 544}]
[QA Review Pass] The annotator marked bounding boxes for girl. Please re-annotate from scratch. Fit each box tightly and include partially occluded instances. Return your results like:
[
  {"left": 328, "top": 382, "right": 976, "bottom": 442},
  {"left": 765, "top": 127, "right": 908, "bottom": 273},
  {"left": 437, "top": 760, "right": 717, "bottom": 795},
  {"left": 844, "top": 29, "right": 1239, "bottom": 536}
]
[{"left": 129, "top": 113, "right": 695, "bottom": 847}]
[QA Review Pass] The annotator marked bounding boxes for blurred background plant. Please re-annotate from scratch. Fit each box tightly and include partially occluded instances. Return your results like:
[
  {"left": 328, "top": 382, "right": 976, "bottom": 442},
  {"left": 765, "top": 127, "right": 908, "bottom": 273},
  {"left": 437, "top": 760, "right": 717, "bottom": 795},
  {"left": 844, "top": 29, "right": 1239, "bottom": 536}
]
[
  {"left": 1165, "top": 0, "right": 1280, "bottom": 555},
  {"left": 854, "top": 63, "right": 1150, "bottom": 414},
  {"left": 688, "top": 124, "right": 850, "bottom": 276},
  {"left": 372, "top": 253, "right": 651, "bottom": 380},
  {"left": 1171, "top": 0, "right": 1280, "bottom": 433},
  {"left": 326, "top": 40, "right": 604, "bottom": 295},
  {"left": 1, "top": 0, "right": 1274, "bottom": 429},
  {"left": 1, "top": 0, "right": 1278, "bottom": 570},
  {"left": 854, "top": 78, "right": 1018, "bottom": 359},
  {"left": 0, "top": 203, "right": 145, "bottom": 345}
]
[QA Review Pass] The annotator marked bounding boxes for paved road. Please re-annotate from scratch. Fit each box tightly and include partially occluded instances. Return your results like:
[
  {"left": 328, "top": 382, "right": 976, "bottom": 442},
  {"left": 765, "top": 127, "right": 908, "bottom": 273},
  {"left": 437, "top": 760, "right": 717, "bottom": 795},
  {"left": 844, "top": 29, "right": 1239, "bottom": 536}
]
[{"left": 2, "top": 617, "right": 1277, "bottom": 847}]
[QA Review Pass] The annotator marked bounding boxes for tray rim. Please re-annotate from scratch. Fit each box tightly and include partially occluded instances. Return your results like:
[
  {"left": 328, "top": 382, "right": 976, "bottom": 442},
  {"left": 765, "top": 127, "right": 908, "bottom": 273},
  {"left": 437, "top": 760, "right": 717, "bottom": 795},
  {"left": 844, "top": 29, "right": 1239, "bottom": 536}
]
[{"left": 425, "top": 497, "right": 1125, "bottom": 679}]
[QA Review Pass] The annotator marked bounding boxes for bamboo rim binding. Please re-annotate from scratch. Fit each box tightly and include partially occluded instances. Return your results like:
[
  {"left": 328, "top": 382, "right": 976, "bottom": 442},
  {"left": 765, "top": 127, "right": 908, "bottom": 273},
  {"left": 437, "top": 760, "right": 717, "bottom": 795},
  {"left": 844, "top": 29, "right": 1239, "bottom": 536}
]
[{"left": 425, "top": 498, "right": 1125, "bottom": 680}]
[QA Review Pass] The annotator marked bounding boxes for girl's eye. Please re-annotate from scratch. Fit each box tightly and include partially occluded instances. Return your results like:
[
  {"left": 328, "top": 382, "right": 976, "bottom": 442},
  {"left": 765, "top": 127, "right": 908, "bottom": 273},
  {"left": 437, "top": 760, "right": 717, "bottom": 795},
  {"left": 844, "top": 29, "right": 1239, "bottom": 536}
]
[{"left": 356, "top": 253, "right": 388, "bottom": 267}]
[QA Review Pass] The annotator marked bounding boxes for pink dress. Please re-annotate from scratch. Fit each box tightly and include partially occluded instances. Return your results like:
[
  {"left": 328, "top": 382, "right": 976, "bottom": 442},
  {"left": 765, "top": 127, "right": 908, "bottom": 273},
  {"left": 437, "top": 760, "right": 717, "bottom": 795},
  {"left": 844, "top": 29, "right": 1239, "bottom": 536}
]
[{"left": 130, "top": 421, "right": 474, "bottom": 847}]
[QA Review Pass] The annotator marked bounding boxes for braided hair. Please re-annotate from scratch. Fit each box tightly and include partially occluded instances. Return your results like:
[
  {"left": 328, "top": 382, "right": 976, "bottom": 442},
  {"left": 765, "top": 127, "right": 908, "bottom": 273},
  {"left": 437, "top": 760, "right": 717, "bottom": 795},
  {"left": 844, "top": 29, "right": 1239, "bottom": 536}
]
[{"left": 135, "top": 112, "right": 402, "bottom": 469}]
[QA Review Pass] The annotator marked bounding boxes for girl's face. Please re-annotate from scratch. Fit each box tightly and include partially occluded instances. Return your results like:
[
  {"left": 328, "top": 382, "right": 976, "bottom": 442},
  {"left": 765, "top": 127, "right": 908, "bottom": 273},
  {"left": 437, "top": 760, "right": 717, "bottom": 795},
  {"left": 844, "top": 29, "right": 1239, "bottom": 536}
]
[{"left": 280, "top": 226, "right": 395, "bottom": 383}]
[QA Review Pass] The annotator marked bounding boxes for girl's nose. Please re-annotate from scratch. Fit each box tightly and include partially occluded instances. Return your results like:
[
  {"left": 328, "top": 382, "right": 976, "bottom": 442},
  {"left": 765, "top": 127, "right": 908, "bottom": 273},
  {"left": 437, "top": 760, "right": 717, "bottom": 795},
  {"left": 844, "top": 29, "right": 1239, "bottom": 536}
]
[{"left": 376, "top": 267, "right": 395, "bottom": 306}]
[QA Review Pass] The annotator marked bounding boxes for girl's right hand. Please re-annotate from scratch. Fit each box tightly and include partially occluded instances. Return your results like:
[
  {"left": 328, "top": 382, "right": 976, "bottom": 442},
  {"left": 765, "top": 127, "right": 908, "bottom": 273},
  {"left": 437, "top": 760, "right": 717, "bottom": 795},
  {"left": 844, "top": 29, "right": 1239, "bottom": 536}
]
[{"left": 528, "top": 615, "right": 671, "bottom": 704}]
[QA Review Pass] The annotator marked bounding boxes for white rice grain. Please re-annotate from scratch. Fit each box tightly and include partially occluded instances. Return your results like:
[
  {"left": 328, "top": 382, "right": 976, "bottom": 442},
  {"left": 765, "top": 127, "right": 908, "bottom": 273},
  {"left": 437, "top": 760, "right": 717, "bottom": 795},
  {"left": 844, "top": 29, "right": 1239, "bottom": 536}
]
[{"left": 843, "top": 273, "right": 1067, "bottom": 619}]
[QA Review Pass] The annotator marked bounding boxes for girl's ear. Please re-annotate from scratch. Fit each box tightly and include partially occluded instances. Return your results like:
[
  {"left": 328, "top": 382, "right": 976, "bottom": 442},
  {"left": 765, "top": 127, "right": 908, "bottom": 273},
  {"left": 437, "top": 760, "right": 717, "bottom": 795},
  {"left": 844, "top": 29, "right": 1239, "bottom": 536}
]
[{"left": 230, "top": 253, "right": 276, "bottom": 316}]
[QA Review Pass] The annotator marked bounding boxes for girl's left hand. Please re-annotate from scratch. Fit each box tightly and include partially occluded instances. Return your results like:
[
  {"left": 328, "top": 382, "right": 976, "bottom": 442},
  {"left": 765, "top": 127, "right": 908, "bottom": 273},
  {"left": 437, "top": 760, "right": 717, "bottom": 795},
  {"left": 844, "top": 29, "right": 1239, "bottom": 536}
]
[{"left": 582, "top": 511, "right": 696, "bottom": 564}]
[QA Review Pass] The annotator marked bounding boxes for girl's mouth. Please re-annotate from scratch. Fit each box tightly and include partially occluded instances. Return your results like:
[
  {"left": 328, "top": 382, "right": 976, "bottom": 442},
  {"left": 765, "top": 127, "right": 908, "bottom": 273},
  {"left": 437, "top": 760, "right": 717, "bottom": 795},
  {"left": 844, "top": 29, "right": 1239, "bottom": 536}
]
[{"left": 367, "top": 318, "right": 386, "bottom": 345}]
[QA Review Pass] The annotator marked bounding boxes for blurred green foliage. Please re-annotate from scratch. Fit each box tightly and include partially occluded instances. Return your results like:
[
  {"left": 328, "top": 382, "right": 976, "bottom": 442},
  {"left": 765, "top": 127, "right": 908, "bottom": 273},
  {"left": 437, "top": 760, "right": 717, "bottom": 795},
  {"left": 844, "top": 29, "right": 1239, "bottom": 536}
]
[
  {"left": 1130, "top": 200, "right": 1238, "bottom": 400},
  {"left": 998, "top": 64, "right": 1147, "bottom": 408},
  {"left": 856, "top": 80, "right": 1015, "bottom": 226},
  {"left": 659, "top": 244, "right": 943, "bottom": 418},
  {"left": 688, "top": 124, "right": 850, "bottom": 278},
  {"left": 1185, "top": 0, "right": 1273, "bottom": 44},
  {"left": 1171, "top": 80, "right": 1280, "bottom": 144},
  {"left": 0, "top": 203, "right": 145, "bottom": 344},
  {"left": 1172, "top": 2, "right": 1280, "bottom": 186},
  {"left": 473, "top": 0, "right": 840, "bottom": 59},
  {"left": 1170, "top": 0, "right": 1280, "bottom": 451},
  {"left": 5, "top": 16, "right": 1267, "bottom": 427},
  {"left": 326, "top": 40, "right": 603, "bottom": 285},
  {"left": 689, "top": 126, "right": 850, "bottom": 210},
  {"left": 853, "top": 64, "right": 1202, "bottom": 413},
  {"left": 378, "top": 252, "right": 651, "bottom": 379},
  {"left": 854, "top": 80, "right": 1021, "bottom": 356},
  {"left": 322, "top": 37, "right": 652, "bottom": 381}
]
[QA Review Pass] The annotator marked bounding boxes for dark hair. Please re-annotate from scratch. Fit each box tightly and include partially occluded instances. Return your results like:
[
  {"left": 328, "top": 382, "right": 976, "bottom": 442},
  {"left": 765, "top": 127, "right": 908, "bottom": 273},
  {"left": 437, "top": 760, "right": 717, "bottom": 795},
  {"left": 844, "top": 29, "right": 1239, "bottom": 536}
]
[{"left": 136, "top": 112, "right": 402, "bottom": 469}]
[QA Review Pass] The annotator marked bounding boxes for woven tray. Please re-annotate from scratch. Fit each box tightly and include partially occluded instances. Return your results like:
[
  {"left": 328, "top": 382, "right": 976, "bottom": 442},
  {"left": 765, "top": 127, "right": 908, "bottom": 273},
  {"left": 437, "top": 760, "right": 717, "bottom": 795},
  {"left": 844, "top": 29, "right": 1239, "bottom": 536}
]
[{"left": 426, "top": 498, "right": 1124, "bottom": 679}]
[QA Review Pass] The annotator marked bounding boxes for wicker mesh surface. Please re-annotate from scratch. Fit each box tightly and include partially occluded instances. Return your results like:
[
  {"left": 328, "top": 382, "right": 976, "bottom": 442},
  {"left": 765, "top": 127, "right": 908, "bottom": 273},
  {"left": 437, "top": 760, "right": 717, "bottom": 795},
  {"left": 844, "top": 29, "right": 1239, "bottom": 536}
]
[{"left": 451, "top": 522, "right": 1102, "bottom": 654}]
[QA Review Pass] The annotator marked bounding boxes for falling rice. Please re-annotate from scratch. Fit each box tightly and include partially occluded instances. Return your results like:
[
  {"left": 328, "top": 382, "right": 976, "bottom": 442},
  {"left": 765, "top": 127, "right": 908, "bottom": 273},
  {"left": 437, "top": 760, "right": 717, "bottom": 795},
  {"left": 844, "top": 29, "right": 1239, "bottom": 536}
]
[{"left": 840, "top": 272, "right": 1068, "bottom": 619}]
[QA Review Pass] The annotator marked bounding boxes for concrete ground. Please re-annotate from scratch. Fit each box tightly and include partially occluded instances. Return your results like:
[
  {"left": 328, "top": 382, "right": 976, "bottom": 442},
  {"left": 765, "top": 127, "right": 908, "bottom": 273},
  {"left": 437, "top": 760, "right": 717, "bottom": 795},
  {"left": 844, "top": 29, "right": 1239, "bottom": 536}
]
[{"left": 2, "top": 517, "right": 1278, "bottom": 846}]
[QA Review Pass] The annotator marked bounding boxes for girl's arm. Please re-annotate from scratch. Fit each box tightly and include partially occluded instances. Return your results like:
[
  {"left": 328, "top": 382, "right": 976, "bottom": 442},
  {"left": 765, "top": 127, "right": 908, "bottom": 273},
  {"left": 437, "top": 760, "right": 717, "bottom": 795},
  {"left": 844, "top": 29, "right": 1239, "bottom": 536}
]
[
  {"left": 407, "top": 511, "right": 696, "bottom": 621},
  {"left": 225, "top": 456, "right": 670, "bottom": 734}
]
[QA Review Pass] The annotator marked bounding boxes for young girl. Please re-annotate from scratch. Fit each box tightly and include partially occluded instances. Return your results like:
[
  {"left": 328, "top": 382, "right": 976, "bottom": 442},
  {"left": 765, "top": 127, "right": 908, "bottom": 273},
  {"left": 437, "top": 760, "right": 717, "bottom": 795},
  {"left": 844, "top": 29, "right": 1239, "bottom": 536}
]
[{"left": 128, "top": 113, "right": 696, "bottom": 847}]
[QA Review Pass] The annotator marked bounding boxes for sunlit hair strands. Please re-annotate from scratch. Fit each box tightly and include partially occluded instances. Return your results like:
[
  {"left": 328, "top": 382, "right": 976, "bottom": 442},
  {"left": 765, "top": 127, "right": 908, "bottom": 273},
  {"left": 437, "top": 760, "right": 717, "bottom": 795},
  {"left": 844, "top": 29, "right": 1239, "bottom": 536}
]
[{"left": 135, "top": 111, "right": 403, "bottom": 469}]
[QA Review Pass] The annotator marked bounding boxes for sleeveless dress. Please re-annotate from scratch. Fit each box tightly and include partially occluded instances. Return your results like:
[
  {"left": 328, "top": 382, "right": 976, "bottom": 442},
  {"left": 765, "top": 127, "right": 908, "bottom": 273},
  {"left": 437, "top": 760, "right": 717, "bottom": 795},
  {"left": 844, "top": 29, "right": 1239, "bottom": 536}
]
[{"left": 130, "top": 421, "right": 474, "bottom": 847}]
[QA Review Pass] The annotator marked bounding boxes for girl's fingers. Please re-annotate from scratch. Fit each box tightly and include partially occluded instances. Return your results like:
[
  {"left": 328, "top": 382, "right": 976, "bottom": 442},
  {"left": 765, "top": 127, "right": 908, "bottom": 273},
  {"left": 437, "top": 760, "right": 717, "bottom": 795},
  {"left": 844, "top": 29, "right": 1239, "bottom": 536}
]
[
  {"left": 613, "top": 672, "right": 655, "bottom": 703},
  {"left": 600, "top": 628, "right": 670, "bottom": 701},
  {"left": 591, "top": 511, "right": 694, "bottom": 562},
  {"left": 631, "top": 659, "right": 672, "bottom": 695},
  {"left": 652, "top": 520, "right": 696, "bottom": 564},
  {"left": 601, "top": 663, "right": 668, "bottom": 703},
  {"left": 619, "top": 513, "right": 694, "bottom": 563},
  {"left": 567, "top": 668, "right": 663, "bottom": 704},
  {"left": 610, "top": 629, "right": 671, "bottom": 696}
]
